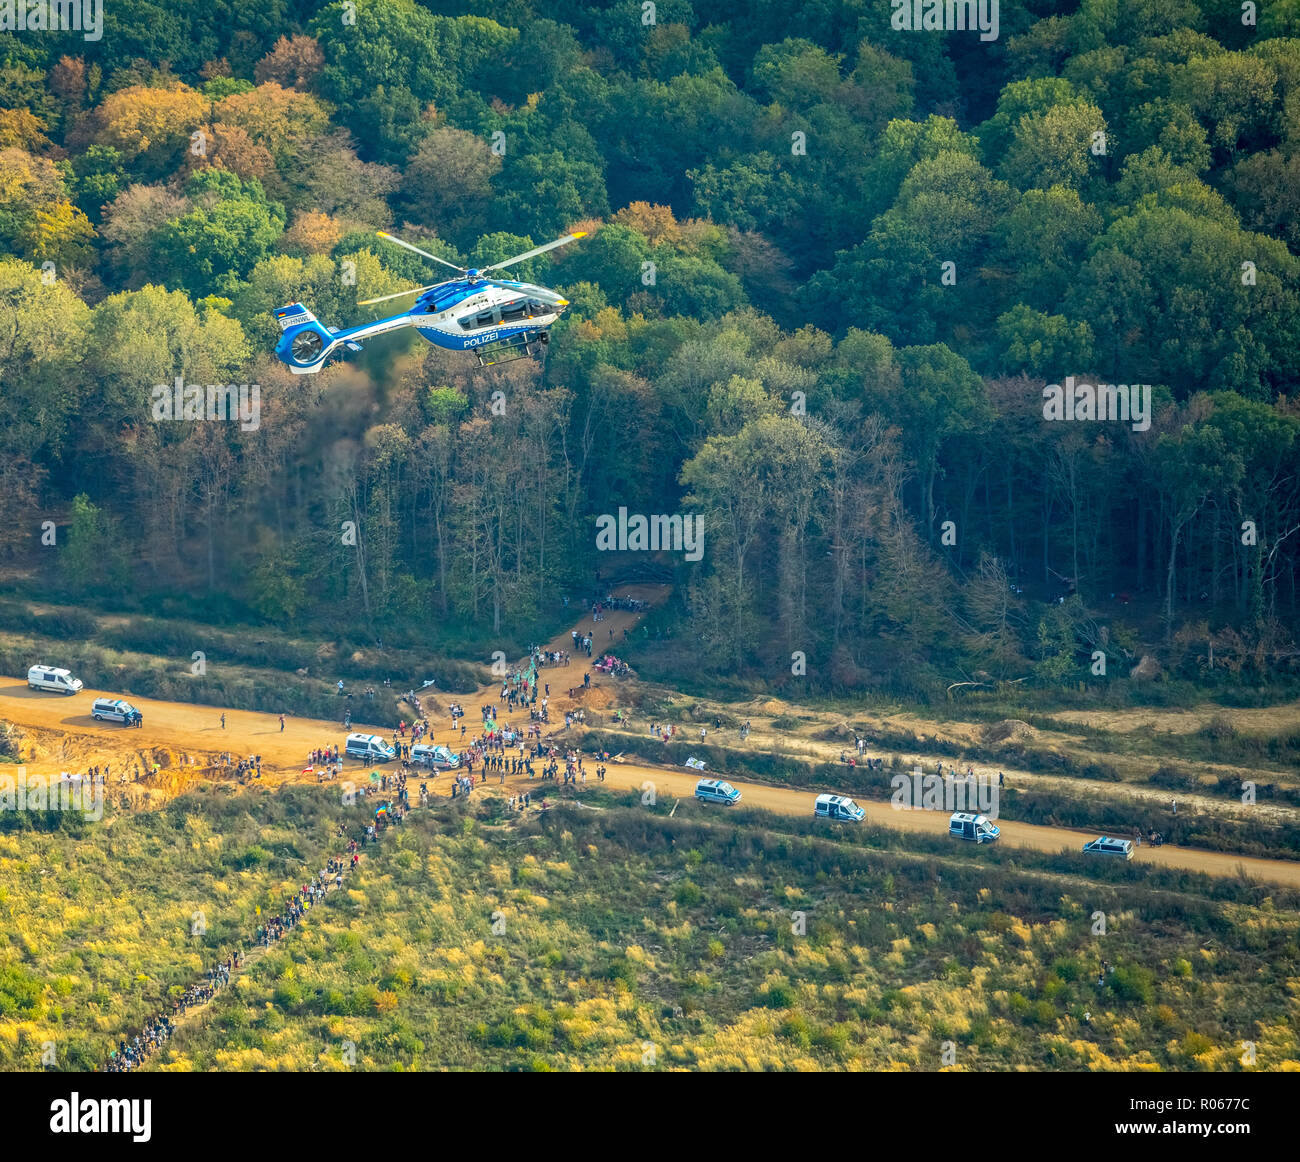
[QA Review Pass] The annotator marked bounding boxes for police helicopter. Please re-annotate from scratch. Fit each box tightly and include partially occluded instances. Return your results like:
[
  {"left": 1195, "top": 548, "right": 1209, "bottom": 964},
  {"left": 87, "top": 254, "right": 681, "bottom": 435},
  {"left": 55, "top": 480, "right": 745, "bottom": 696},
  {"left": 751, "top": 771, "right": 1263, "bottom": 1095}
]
[{"left": 272, "top": 228, "right": 587, "bottom": 372}]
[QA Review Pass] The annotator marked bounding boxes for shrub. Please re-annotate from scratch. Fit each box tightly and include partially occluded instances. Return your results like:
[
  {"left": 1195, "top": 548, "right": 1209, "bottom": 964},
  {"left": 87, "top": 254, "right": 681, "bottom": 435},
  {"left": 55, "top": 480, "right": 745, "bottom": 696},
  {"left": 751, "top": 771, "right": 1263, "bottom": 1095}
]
[{"left": 1110, "top": 965, "right": 1155, "bottom": 1005}]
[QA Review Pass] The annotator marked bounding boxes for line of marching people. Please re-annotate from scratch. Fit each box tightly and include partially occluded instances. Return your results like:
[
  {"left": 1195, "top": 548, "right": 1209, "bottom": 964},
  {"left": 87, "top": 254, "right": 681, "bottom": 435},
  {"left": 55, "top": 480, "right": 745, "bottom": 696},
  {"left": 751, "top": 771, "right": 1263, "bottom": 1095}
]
[{"left": 104, "top": 830, "right": 381, "bottom": 1072}]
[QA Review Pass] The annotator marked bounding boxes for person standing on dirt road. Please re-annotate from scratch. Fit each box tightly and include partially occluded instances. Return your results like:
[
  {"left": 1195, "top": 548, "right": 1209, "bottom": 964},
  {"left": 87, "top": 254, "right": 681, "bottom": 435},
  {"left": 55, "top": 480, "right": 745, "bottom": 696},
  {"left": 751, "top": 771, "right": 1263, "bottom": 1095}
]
[
  {"left": 279, "top": 714, "right": 285, "bottom": 732},
  {"left": 220, "top": 713, "right": 226, "bottom": 730}
]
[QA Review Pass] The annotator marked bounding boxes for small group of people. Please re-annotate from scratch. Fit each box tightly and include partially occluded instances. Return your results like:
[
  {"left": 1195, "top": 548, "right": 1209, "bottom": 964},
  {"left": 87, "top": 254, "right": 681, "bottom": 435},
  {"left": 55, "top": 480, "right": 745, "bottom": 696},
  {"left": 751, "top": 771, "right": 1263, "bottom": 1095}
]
[
  {"left": 839, "top": 752, "right": 886, "bottom": 772},
  {"left": 232, "top": 754, "right": 263, "bottom": 781},
  {"left": 602, "top": 593, "right": 648, "bottom": 613}
]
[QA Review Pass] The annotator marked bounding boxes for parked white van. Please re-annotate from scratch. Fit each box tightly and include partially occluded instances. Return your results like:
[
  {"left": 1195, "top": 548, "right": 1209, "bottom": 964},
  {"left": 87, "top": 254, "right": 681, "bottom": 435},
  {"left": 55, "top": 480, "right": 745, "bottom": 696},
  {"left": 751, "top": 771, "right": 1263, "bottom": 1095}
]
[
  {"left": 814, "top": 793, "right": 865, "bottom": 822},
  {"left": 345, "top": 733, "right": 396, "bottom": 762},
  {"left": 28, "top": 666, "right": 83, "bottom": 695}
]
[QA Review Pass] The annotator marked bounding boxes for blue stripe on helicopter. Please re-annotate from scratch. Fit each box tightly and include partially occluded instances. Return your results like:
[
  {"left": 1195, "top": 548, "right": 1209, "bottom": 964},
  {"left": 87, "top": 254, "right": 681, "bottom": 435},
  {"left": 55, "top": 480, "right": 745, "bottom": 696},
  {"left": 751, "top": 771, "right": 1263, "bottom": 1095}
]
[{"left": 416, "top": 326, "right": 536, "bottom": 350}]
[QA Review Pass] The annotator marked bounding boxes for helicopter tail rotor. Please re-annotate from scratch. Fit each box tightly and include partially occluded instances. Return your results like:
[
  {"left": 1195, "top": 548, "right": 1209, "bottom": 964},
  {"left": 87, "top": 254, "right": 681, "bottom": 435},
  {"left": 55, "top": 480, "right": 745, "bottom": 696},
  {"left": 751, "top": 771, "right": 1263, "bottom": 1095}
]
[{"left": 273, "top": 303, "right": 341, "bottom": 374}]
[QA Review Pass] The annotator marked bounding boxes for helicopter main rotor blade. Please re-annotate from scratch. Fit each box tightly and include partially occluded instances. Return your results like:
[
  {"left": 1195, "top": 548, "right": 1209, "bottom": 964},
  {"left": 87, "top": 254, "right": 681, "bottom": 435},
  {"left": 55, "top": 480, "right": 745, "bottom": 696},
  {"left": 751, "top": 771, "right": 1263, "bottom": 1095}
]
[
  {"left": 357, "top": 282, "right": 443, "bottom": 307},
  {"left": 481, "top": 231, "right": 589, "bottom": 272},
  {"left": 375, "top": 231, "right": 466, "bottom": 274}
]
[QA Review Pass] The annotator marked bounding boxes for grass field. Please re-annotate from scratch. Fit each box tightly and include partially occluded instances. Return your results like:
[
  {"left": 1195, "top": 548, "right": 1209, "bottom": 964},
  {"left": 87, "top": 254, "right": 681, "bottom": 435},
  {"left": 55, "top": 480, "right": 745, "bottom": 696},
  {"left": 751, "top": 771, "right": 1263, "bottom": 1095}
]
[{"left": 3, "top": 785, "right": 1296, "bottom": 1072}]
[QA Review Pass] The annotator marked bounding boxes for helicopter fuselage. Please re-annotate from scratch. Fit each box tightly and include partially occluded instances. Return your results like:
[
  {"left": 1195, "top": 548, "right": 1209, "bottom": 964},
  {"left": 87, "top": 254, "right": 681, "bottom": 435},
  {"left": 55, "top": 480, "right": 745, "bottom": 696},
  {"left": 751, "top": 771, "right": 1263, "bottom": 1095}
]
[{"left": 274, "top": 276, "right": 568, "bottom": 373}]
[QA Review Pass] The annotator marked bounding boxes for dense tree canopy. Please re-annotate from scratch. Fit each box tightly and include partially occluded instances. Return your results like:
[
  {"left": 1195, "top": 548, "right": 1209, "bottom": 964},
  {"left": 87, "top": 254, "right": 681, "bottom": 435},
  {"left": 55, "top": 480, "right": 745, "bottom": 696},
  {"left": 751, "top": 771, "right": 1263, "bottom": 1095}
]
[{"left": 4, "top": 1, "right": 1300, "bottom": 691}]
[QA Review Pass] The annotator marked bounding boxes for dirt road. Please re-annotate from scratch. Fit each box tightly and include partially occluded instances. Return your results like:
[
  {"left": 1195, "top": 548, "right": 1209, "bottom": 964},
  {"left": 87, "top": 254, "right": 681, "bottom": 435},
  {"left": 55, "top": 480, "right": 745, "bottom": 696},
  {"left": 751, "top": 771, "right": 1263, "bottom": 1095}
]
[{"left": 3, "top": 670, "right": 1298, "bottom": 889}]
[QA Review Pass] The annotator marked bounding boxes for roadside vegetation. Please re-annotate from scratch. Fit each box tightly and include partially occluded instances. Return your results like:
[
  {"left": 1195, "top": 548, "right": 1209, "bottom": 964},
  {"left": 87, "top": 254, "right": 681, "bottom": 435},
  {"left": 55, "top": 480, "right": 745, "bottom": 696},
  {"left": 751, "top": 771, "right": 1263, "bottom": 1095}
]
[{"left": 2, "top": 786, "right": 1295, "bottom": 1071}]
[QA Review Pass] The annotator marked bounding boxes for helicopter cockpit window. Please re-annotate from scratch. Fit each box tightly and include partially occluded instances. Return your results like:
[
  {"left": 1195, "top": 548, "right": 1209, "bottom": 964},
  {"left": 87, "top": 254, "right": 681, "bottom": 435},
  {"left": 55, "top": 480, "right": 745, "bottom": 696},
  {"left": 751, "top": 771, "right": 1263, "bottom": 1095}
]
[
  {"left": 460, "top": 309, "right": 499, "bottom": 331},
  {"left": 500, "top": 302, "right": 529, "bottom": 323}
]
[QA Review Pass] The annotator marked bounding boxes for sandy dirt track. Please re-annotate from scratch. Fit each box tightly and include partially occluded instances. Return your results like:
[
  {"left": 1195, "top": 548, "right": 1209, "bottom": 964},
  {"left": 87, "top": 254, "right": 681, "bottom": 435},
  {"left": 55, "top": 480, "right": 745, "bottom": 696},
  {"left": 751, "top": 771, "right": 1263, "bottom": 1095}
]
[{"left": 2, "top": 672, "right": 1299, "bottom": 889}]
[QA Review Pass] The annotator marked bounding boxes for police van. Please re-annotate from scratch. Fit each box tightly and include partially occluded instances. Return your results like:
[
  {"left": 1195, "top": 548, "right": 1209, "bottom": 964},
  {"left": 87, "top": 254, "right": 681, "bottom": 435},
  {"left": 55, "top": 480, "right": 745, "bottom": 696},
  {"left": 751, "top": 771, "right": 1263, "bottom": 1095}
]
[
  {"left": 694, "top": 778, "right": 741, "bottom": 806},
  {"left": 949, "top": 812, "right": 1000, "bottom": 843},
  {"left": 410, "top": 743, "right": 460, "bottom": 770},
  {"left": 1082, "top": 836, "right": 1134, "bottom": 860},
  {"left": 814, "top": 793, "right": 864, "bottom": 822},
  {"left": 345, "top": 733, "right": 396, "bottom": 762},
  {"left": 27, "top": 665, "right": 83, "bottom": 694},
  {"left": 91, "top": 697, "right": 142, "bottom": 725}
]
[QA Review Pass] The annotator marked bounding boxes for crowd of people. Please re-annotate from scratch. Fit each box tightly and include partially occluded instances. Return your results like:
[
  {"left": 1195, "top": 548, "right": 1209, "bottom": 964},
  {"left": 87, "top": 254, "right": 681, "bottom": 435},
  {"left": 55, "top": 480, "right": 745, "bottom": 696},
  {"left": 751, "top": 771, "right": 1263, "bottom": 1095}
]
[
  {"left": 106, "top": 953, "right": 245, "bottom": 1072},
  {"left": 103, "top": 819, "right": 390, "bottom": 1071},
  {"left": 100, "top": 618, "right": 658, "bottom": 1071},
  {"left": 106, "top": 1014, "right": 174, "bottom": 1072}
]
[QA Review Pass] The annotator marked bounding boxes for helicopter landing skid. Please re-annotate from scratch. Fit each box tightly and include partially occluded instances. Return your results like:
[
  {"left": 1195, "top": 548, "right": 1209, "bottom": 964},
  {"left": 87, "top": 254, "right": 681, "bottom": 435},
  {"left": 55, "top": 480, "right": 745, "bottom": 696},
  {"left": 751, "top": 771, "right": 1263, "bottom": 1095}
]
[{"left": 475, "top": 331, "right": 547, "bottom": 367}]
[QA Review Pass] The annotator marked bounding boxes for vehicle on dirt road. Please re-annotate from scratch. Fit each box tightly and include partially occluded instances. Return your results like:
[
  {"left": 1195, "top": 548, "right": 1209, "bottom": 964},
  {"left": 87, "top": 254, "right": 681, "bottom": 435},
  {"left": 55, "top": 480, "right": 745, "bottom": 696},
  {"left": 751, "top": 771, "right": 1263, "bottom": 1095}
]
[
  {"left": 949, "top": 812, "right": 1000, "bottom": 843},
  {"left": 695, "top": 778, "right": 741, "bottom": 806},
  {"left": 345, "top": 733, "right": 396, "bottom": 762},
  {"left": 91, "top": 697, "right": 141, "bottom": 725},
  {"left": 1082, "top": 836, "right": 1134, "bottom": 860},
  {"left": 815, "top": 793, "right": 865, "bottom": 822},
  {"left": 28, "top": 665, "right": 83, "bottom": 694},
  {"left": 410, "top": 743, "right": 460, "bottom": 770}
]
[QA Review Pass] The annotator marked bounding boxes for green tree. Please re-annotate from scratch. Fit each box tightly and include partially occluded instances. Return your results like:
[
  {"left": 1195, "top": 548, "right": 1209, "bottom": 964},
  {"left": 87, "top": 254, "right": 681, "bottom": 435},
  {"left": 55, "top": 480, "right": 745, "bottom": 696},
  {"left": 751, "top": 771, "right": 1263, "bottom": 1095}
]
[
  {"left": 999, "top": 99, "right": 1107, "bottom": 193},
  {"left": 0, "top": 259, "right": 91, "bottom": 461},
  {"left": 62, "top": 493, "right": 129, "bottom": 591},
  {"left": 312, "top": 0, "right": 449, "bottom": 158},
  {"left": 154, "top": 170, "right": 285, "bottom": 296},
  {"left": 996, "top": 306, "right": 1096, "bottom": 377},
  {"left": 994, "top": 185, "right": 1103, "bottom": 309}
]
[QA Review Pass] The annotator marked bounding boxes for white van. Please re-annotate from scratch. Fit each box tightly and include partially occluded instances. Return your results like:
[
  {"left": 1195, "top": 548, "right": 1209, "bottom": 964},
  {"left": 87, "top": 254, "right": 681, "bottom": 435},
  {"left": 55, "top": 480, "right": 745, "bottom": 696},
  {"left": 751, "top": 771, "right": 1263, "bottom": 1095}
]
[
  {"left": 949, "top": 812, "right": 1000, "bottom": 843},
  {"left": 91, "top": 697, "right": 142, "bottom": 725},
  {"left": 410, "top": 744, "right": 460, "bottom": 770},
  {"left": 694, "top": 778, "right": 741, "bottom": 805},
  {"left": 815, "top": 793, "right": 864, "bottom": 822},
  {"left": 1082, "top": 836, "right": 1134, "bottom": 860},
  {"left": 28, "top": 666, "right": 83, "bottom": 695},
  {"left": 345, "top": 733, "right": 396, "bottom": 762}
]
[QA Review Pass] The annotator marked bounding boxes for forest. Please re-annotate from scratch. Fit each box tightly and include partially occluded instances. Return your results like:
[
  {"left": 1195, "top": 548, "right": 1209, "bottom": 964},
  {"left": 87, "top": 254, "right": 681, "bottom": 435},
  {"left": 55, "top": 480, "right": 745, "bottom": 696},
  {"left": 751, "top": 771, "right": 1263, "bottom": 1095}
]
[{"left": 4, "top": 0, "right": 1300, "bottom": 695}]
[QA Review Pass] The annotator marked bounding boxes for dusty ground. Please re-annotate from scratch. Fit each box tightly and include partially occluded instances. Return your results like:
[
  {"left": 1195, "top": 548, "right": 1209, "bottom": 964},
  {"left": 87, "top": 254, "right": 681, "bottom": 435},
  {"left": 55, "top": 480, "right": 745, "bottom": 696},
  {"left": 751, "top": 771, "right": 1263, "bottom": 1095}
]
[
  {"left": 1049, "top": 703, "right": 1300, "bottom": 734},
  {"left": 2, "top": 582, "right": 1298, "bottom": 888}
]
